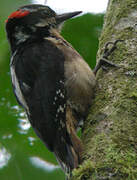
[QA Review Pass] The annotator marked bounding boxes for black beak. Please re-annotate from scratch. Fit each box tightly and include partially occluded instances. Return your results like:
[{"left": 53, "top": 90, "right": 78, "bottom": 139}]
[{"left": 55, "top": 11, "right": 82, "bottom": 24}]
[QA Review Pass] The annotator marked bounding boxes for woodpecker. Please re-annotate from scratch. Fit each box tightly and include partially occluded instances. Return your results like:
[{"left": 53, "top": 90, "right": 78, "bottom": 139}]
[{"left": 6, "top": 4, "right": 113, "bottom": 177}]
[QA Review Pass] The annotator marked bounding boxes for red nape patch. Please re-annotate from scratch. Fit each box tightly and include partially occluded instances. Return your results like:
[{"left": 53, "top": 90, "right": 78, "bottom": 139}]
[{"left": 6, "top": 10, "right": 30, "bottom": 22}]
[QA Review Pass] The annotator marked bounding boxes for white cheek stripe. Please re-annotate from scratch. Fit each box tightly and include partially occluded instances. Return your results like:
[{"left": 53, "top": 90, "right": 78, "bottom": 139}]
[{"left": 10, "top": 52, "right": 29, "bottom": 112}]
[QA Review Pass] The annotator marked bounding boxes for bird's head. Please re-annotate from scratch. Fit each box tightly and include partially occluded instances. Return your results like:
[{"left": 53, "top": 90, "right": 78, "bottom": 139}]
[{"left": 6, "top": 4, "right": 82, "bottom": 50}]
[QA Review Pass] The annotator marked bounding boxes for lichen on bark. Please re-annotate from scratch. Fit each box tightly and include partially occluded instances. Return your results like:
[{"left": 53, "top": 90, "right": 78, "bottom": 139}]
[{"left": 71, "top": 0, "right": 137, "bottom": 179}]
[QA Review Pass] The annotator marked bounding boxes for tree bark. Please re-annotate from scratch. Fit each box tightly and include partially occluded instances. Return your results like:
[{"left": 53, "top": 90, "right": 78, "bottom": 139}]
[{"left": 71, "top": 0, "right": 137, "bottom": 179}]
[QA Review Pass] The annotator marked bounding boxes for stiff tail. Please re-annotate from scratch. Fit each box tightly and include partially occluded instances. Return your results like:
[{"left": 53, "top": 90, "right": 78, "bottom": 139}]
[
  {"left": 54, "top": 107, "right": 83, "bottom": 177},
  {"left": 54, "top": 142, "right": 78, "bottom": 176},
  {"left": 54, "top": 128, "right": 83, "bottom": 177}
]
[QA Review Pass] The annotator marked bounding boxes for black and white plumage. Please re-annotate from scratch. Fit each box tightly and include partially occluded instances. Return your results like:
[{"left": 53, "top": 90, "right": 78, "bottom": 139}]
[{"left": 6, "top": 4, "right": 96, "bottom": 176}]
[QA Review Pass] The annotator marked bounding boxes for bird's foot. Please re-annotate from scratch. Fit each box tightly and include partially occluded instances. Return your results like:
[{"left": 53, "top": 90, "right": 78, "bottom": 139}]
[{"left": 93, "top": 39, "right": 123, "bottom": 75}]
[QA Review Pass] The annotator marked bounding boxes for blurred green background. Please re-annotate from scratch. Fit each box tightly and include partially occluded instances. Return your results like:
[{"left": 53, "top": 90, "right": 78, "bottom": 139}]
[{"left": 0, "top": 0, "right": 103, "bottom": 179}]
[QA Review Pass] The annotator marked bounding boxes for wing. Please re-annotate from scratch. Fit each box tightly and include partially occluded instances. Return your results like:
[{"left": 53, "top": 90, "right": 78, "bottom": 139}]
[{"left": 11, "top": 39, "right": 71, "bottom": 151}]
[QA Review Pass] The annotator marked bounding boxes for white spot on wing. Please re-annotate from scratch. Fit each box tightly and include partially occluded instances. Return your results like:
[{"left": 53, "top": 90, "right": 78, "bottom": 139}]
[
  {"left": 59, "top": 80, "right": 64, "bottom": 84},
  {"left": 57, "top": 105, "right": 65, "bottom": 113},
  {"left": 55, "top": 89, "right": 65, "bottom": 99},
  {"left": 54, "top": 96, "right": 57, "bottom": 101},
  {"left": 60, "top": 93, "right": 64, "bottom": 98}
]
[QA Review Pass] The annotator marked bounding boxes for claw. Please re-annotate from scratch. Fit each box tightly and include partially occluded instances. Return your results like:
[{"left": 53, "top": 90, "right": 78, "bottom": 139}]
[
  {"left": 93, "top": 58, "right": 119, "bottom": 75},
  {"left": 103, "top": 39, "right": 124, "bottom": 59},
  {"left": 93, "top": 40, "right": 123, "bottom": 75}
]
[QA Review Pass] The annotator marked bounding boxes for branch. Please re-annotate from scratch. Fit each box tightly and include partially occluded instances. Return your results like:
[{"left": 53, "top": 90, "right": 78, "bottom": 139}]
[{"left": 71, "top": 0, "right": 137, "bottom": 179}]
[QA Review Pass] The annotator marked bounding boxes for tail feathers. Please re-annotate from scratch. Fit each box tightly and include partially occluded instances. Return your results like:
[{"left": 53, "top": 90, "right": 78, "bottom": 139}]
[{"left": 54, "top": 141, "right": 79, "bottom": 176}]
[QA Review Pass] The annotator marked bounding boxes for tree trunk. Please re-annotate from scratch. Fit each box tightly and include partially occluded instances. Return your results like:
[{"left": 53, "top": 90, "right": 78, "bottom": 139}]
[{"left": 71, "top": 0, "right": 137, "bottom": 179}]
